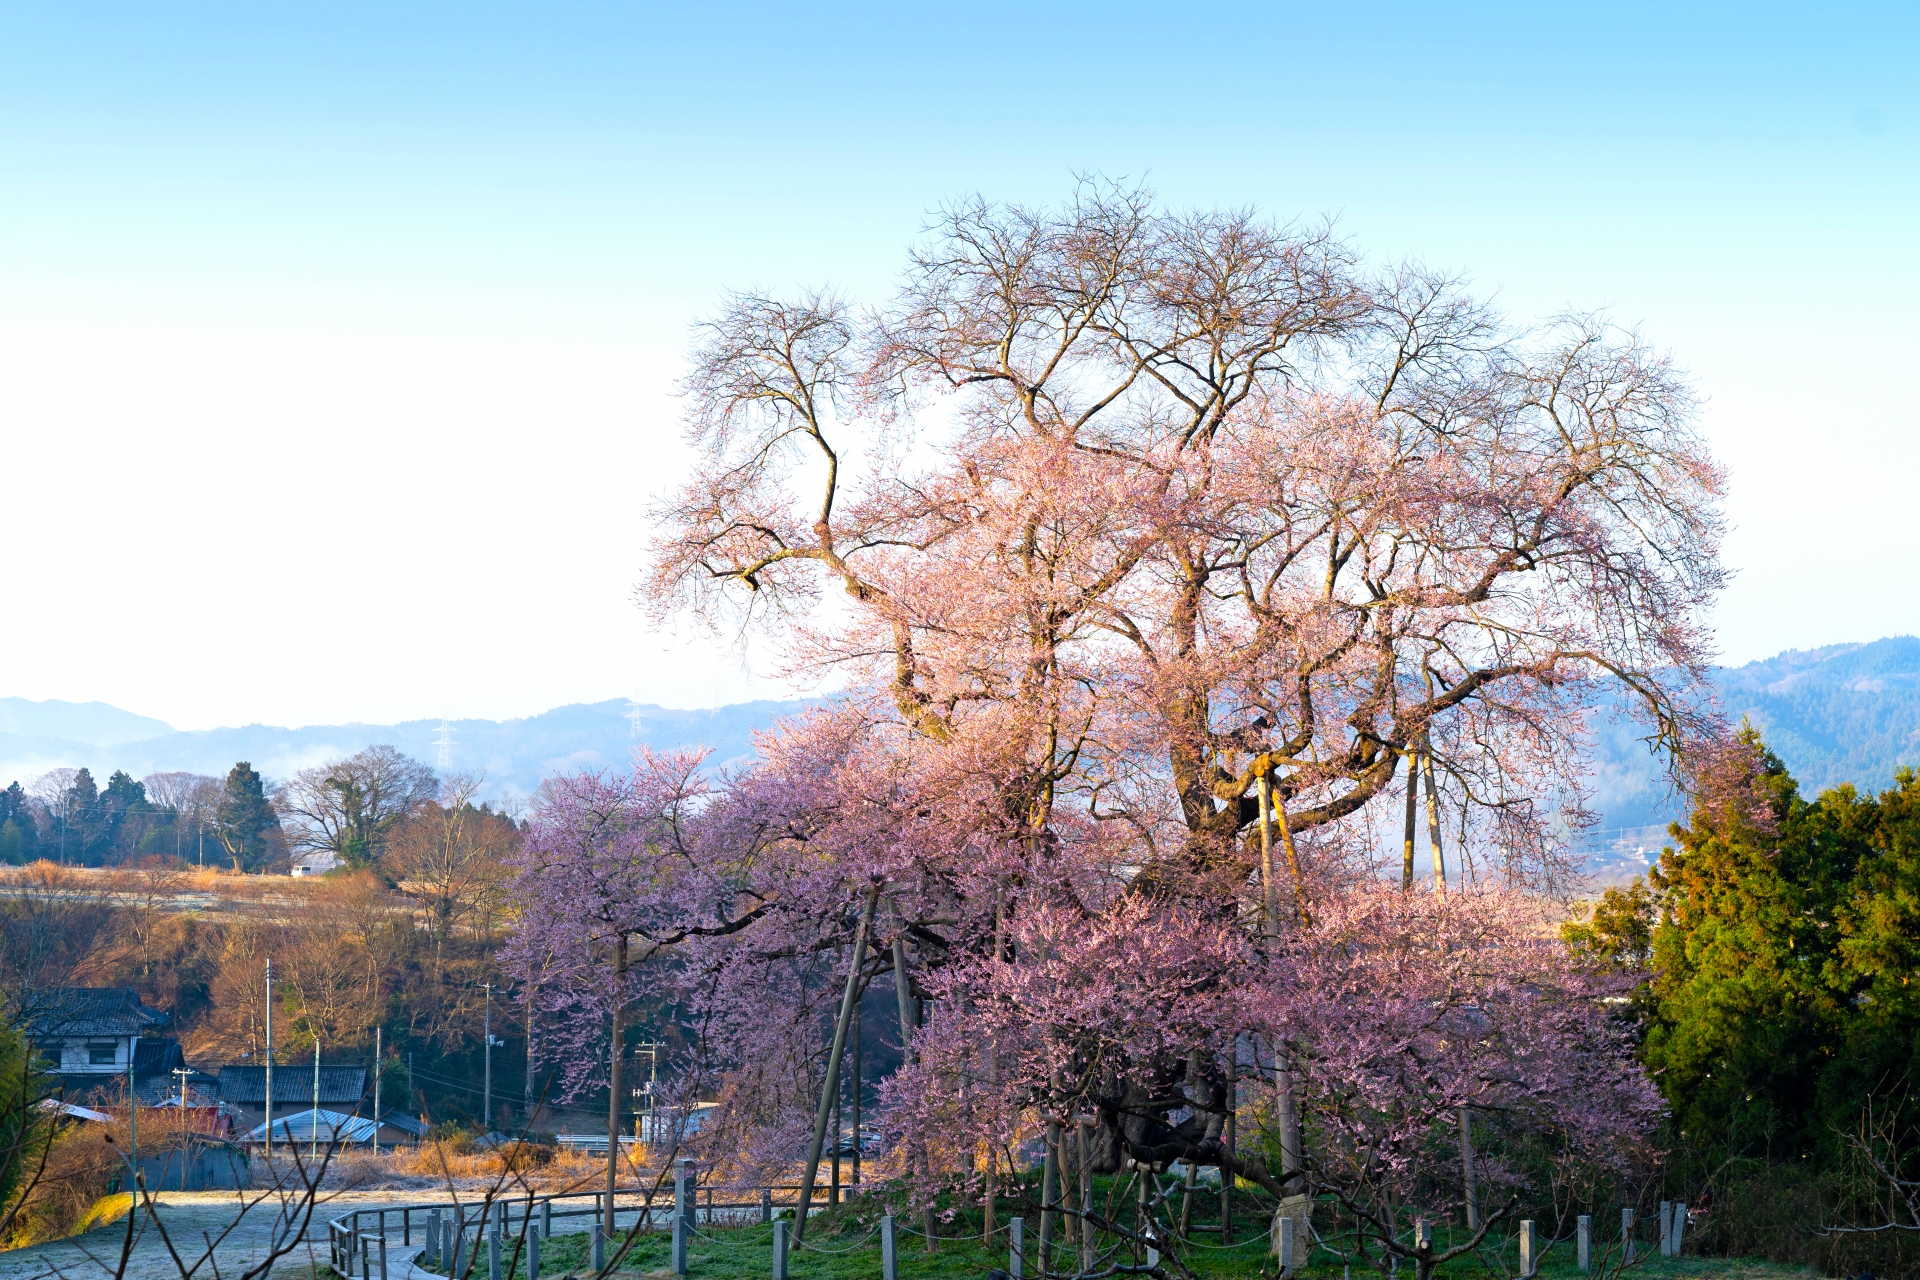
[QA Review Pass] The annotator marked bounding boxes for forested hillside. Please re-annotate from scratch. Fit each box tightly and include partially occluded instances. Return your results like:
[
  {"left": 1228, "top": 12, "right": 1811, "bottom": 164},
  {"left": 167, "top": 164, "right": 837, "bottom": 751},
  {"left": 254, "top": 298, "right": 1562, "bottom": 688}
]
[{"left": 1584, "top": 635, "right": 1920, "bottom": 837}]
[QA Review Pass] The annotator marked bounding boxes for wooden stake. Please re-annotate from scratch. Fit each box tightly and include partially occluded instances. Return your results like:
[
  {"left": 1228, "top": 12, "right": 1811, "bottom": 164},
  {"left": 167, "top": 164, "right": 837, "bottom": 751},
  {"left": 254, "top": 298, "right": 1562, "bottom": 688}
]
[{"left": 795, "top": 887, "right": 880, "bottom": 1242}]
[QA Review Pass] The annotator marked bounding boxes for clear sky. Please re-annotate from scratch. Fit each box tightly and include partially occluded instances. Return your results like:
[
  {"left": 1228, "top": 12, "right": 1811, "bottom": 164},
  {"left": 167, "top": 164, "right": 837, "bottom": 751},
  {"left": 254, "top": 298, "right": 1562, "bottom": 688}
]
[{"left": 2, "top": 3, "right": 1914, "bottom": 730}]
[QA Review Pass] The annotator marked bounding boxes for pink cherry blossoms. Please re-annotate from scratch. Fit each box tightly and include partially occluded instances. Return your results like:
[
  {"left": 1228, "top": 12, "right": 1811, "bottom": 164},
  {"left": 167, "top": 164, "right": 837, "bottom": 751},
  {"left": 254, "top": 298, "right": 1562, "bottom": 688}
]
[{"left": 506, "top": 186, "right": 1717, "bottom": 1269}]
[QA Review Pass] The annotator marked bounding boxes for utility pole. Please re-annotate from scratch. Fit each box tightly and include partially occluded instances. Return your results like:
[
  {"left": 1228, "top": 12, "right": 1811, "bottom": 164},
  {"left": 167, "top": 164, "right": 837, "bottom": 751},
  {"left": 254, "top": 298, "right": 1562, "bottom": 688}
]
[
  {"left": 629, "top": 1041, "right": 660, "bottom": 1143},
  {"left": 127, "top": 1053, "right": 138, "bottom": 1229},
  {"left": 172, "top": 1068, "right": 192, "bottom": 1106},
  {"left": 264, "top": 958, "right": 274, "bottom": 1162},
  {"left": 373, "top": 1027, "right": 382, "bottom": 1157},
  {"left": 523, "top": 987, "right": 534, "bottom": 1122},
  {"left": 310, "top": 1038, "right": 321, "bottom": 1160},
  {"left": 483, "top": 983, "right": 492, "bottom": 1131}
]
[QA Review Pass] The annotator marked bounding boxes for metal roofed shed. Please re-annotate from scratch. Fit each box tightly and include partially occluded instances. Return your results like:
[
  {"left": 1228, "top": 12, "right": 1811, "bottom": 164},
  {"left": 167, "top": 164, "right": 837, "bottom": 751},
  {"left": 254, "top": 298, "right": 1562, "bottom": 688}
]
[
  {"left": 242, "top": 1109, "right": 379, "bottom": 1147},
  {"left": 216, "top": 1064, "right": 367, "bottom": 1136}
]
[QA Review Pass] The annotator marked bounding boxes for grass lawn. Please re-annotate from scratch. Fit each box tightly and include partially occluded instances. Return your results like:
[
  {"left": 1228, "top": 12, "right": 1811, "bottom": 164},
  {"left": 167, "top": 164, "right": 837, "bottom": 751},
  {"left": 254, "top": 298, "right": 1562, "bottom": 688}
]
[{"left": 409, "top": 1199, "right": 1820, "bottom": 1280}]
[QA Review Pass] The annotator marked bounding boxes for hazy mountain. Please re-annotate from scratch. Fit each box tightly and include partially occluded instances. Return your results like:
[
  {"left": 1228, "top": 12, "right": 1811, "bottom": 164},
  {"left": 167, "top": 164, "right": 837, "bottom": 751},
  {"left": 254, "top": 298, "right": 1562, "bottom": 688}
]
[
  {"left": 4, "top": 637, "right": 1915, "bottom": 868},
  {"left": 0, "top": 698, "right": 174, "bottom": 745},
  {"left": 0, "top": 698, "right": 809, "bottom": 804},
  {"left": 1579, "top": 636, "right": 1920, "bottom": 880}
]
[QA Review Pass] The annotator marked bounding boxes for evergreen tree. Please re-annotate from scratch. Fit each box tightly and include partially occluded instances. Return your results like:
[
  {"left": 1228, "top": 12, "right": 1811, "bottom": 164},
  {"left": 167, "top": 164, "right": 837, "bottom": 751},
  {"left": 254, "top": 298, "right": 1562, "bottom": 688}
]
[
  {"left": 0, "top": 783, "right": 37, "bottom": 865},
  {"left": 1823, "top": 767, "right": 1920, "bottom": 1142},
  {"left": 1645, "top": 731, "right": 1920, "bottom": 1160},
  {"left": 214, "top": 762, "right": 283, "bottom": 872},
  {"left": 60, "top": 768, "right": 113, "bottom": 865}
]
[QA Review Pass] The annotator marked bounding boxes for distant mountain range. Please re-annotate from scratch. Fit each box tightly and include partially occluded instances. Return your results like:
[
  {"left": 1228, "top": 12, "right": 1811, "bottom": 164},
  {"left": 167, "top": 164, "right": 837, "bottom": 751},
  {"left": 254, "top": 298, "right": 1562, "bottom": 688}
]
[
  {"left": 0, "top": 698, "right": 809, "bottom": 805},
  {"left": 4, "top": 637, "right": 1916, "bottom": 864}
]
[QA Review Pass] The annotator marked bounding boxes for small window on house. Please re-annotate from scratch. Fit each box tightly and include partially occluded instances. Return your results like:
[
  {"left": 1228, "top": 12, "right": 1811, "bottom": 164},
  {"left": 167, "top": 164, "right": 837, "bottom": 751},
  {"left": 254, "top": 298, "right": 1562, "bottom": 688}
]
[{"left": 87, "top": 1042, "right": 117, "bottom": 1065}]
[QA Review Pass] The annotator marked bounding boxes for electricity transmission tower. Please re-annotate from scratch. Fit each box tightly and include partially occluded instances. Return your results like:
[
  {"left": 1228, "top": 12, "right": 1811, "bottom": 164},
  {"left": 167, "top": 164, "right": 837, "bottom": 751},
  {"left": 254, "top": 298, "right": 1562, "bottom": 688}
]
[{"left": 434, "top": 720, "right": 455, "bottom": 771}]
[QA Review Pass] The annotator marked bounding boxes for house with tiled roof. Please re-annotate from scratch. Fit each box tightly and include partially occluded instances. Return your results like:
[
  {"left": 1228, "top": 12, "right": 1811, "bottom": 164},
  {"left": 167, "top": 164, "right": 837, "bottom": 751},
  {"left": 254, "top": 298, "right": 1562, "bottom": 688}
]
[{"left": 27, "top": 988, "right": 179, "bottom": 1097}]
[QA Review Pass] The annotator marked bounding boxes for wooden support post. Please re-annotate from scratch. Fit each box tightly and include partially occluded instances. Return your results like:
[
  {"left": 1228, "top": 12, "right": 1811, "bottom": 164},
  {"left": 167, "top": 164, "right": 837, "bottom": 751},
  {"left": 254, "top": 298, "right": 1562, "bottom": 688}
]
[
  {"left": 1180, "top": 1161, "right": 1195, "bottom": 1239},
  {"left": 1423, "top": 751, "right": 1446, "bottom": 891},
  {"left": 850, "top": 1003, "right": 862, "bottom": 1194},
  {"left": 795, "top": 888, "right": 879, "bottom": 1242},
  {"left": 1038, "top": 1122, "right": 1058, "bottom": 1273},
  {"left": 1458, "top": 1107, "right": 1479, "bottom": 1231},
  {"left": 1402, "top": 750, "right": 1419, "bottom": 889},
  {"left": 606, "top": 934, "right": 628, "bottom": 1240},
  {"left": 1135, "top": 1173, "right": 1147, "bottom": 1263},
  {"left": 982, "top": 1144, "right": 995, "bottom": 1245},
  {"left": 831, "top": 1047, "right": 842, "bottom": 1208},
  {"left": 379, "top": 1232, "right": 388, "bottom": 1280},
  {"left": 1221, "top": 1049, "right": 1237, "bottom": 1244},
  {"left": 1078, "top": 1118, "right": 1095, "bottom": 1275}
]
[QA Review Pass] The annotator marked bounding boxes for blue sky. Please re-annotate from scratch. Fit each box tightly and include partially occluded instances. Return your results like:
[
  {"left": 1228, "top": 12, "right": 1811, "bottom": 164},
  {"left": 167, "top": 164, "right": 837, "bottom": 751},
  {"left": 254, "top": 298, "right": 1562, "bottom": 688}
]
[{"left": 1, "top": 3, "right": 1914, "bottom": 728}]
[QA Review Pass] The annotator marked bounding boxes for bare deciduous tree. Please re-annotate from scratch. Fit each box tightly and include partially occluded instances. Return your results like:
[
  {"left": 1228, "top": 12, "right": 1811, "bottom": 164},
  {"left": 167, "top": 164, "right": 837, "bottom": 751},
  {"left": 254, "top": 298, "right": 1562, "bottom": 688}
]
[{"left": 276, "top": 746, "right": 436, "bottom": 868}]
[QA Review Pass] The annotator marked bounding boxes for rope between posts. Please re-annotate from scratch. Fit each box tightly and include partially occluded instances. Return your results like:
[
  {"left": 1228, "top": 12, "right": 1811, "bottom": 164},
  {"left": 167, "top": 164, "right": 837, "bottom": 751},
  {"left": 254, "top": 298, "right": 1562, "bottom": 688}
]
[
  {"left": 792, "top": 1224, "right": 882, "bottom": 1254},
  {"left": 686, "top": 1222, "right": 779, "bottom": 1246},
  {"left": 1181, "top": 1225, "right": 1272, "bottom": 1250}
]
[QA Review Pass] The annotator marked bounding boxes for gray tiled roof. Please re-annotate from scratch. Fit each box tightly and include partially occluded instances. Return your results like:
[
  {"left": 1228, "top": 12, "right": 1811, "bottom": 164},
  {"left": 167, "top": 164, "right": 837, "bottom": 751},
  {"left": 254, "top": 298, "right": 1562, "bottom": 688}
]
[
  {"left": 27, "top": 989, "right": 170, "bottom": 1038},
  {"left": 216, "top": 1064, "right": 369, "bottom": 1106}
]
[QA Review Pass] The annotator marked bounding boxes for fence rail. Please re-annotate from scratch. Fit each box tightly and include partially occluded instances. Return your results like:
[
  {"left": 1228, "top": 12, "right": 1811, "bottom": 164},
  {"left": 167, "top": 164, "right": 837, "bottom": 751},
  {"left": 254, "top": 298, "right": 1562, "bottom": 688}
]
[{"left": 324, "top": 1179, "right": 820, "bottom": 1277}]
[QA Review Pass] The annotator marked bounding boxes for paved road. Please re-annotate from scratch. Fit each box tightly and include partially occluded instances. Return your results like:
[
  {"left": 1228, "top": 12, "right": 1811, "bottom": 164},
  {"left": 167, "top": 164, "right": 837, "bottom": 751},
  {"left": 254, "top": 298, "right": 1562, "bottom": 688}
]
[{"left": 0, "top": 1190, "right": 439, "bottom": 1280}]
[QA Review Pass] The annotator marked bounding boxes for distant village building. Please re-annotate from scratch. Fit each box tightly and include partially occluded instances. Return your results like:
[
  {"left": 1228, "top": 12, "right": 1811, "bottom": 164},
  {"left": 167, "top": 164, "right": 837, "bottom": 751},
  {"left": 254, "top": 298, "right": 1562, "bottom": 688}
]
[
  {"left": 27, "top": 988, "right": 183, "bottom": 1100},
  {"left": 215, "top": 1063, "right": 366, "bottom": 1135},
  {"left": 289, "top": 851, "right": 342, "bottom": 877}
]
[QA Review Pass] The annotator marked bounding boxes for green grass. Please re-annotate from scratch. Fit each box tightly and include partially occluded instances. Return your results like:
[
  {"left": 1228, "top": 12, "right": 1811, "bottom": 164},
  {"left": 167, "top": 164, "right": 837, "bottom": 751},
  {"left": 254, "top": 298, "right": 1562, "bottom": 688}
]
[{"left": 415, "top": 1195, "right": 1818, "bottom": 1280}]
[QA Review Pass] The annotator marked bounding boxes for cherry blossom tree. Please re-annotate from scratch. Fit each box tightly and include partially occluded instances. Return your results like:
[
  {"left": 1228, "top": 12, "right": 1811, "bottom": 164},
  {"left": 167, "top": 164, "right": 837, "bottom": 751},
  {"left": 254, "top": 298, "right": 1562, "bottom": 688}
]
[{"left": 511, "top": 184, "right": 1718, "bottom": 1271}]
